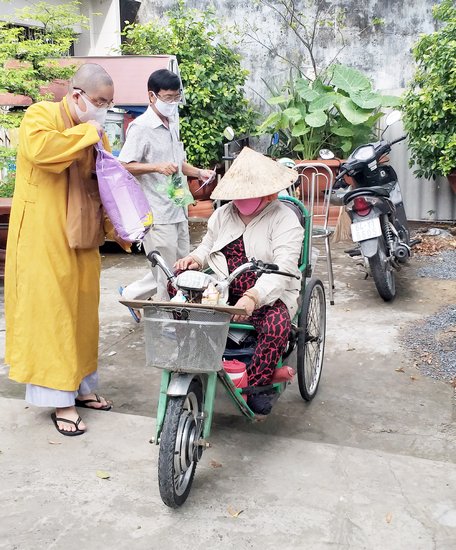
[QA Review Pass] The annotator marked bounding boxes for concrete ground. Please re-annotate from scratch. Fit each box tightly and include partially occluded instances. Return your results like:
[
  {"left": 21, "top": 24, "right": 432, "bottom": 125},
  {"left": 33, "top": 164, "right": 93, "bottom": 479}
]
[{"left": 1, "top": 228, "right": 456, "bottom": 550}]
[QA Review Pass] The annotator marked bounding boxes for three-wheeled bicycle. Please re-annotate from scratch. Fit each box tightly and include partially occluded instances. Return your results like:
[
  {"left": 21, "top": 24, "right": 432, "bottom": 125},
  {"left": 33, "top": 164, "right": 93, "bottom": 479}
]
[{"left": 121, "top": 195, "right": 326, "bottom": 508}]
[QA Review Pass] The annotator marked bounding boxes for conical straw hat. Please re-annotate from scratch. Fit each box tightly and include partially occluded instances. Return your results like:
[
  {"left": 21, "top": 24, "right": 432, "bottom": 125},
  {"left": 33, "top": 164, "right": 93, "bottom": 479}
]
[{"left": 210, "top": 147, "right": 298, "bottom": 200}]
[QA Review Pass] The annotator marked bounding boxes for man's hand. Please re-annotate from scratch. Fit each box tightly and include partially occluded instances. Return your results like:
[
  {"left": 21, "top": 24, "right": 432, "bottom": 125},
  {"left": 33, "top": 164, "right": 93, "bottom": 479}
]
[
  {"left": 87, "top": 120, "right": 102, "bottom": 133},
  {"left": 154, "top": 162, "right": 178, "bottom": 176},
  {"left": 174, "top": 255, "right": 200, "bottom": 271},
  {"left": 232, "top": 295, "right": 255, "bottom": 322},
  {"left": 198, "top": 169, "right": 216, "bottom": 183}
]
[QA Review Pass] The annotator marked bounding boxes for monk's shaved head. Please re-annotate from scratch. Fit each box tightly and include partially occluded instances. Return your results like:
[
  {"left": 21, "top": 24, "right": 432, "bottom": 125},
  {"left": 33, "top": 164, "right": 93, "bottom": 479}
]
[
  {"left": 70, "top": 63, "right": 113, "bottom": 95},
  {"left": 67, "top": 63, "right": 114, "bottom": 124}
]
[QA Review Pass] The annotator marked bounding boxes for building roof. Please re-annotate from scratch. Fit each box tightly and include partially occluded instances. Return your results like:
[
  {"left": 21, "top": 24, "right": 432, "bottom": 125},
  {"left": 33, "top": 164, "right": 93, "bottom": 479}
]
[{"left": 0, "top": 55, "right": 180, "bottom": 107}]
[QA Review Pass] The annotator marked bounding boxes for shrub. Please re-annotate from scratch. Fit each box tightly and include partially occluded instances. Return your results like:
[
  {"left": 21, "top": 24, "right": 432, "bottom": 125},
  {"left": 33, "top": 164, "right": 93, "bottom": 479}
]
[
  {"left": 120, "top": 0, "right": 255, "bottom": 168},
  {"left": 402, "top": 0, "right": 456, "bottom": 179}
]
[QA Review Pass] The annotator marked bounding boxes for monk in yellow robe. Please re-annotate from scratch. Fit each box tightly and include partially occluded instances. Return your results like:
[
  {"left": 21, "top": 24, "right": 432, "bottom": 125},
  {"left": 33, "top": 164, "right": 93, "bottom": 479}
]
[{"left": 5, "top": 63, "right": 115, "bottom": 436}]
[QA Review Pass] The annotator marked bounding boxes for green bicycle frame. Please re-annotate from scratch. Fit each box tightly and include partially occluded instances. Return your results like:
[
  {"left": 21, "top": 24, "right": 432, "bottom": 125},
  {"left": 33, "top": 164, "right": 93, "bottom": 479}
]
[{"left": 153, "top": 196, "right": 311, "bottom": 444}]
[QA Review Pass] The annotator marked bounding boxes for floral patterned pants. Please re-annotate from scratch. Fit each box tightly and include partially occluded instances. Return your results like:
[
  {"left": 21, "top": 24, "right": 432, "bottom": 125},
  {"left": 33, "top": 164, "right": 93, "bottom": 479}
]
[{"left": 223, "top": 237, "right": 291, "bottom": 386}]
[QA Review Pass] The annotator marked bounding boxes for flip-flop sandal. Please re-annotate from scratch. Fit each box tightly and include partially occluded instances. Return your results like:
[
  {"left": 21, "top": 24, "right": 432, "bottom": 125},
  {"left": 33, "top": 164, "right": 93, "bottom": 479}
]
[
  {"left": 118, "top": 286, "right": 141, "bottom": 323},
  {"left": 51, "top": 412, "right": 85, "bottom": 437},
  {"left": 75, "top": 393, "right": 112, "bottom": 411}
]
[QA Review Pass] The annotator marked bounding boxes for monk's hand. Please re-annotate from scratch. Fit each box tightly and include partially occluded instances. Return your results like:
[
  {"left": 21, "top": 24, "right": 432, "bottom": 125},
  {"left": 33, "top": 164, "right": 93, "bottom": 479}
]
[
  {"left": 174, "top": 256, "right": 200, "bottom": 271},
  {"left": 233, "top": 295, "right": 255, "bottom": 322},
  {"left": 155, "top": 162, "right": 178, "bottom": 176},
  {"left": 87, "top": 120, "right": 102, "bottom": 133}
]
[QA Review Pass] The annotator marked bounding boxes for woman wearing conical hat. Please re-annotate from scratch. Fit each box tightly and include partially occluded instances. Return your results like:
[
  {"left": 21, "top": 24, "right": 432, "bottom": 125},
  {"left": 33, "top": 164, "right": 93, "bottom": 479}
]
[{"left": 175, "top": 148, "right": 304, "bottom": 415}]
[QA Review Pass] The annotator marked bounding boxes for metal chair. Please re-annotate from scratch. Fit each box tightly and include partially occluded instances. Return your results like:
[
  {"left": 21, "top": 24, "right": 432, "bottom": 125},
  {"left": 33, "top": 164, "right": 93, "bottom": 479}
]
[{"left": 294, "top": 162, "right": 336, "bottom": 305}]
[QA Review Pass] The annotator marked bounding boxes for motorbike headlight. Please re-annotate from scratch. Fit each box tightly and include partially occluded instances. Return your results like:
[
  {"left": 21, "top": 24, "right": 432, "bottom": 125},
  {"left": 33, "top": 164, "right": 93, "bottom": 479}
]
[{"left": 353, "top": 145, "right": 375, "bottom": 161}]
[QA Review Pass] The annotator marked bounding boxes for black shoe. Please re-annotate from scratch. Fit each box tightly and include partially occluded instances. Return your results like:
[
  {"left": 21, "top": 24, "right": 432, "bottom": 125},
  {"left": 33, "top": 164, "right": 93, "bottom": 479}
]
[{"left": 247, "top": 392, "right": 275, "bottom": 415}]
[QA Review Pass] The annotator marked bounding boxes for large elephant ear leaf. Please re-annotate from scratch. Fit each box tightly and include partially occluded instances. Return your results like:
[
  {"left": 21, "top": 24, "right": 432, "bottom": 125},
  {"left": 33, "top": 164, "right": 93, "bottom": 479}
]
[
  {"left": 350, "top": 90, "right": 382, "bottom": 110},
  {"left": 331, "top": 64, "right": 371, "bottom": 94},
  {"left": 305, "top": 110, "right": 327, "bottom": 128},
  {"left": 381, "top": 95, "right": 401, "bottom": 107},
  {"left": 308, "top": 92, "right": 342, "bottom": 113},
  {"left": 296, "top": 78, "right": 319, "bottom": 101},
  {"left": 257, "top": 111, "right": 282, "bottom": 132},
  {"left": 338, "top": 97, "right": 372, "bottom": 124}
]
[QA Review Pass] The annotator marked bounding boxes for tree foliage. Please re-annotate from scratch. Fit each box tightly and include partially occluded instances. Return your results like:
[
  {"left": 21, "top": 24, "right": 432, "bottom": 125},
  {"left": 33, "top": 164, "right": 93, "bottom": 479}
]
[
  {"left": 0, "top": 1, "right": 87, "bottom": 102},
  {"left": 403, "top": 0, "right": 456, "bottom": 178},
  {"left": 120, "top": 0, "right": 255, "bottom": 167}
]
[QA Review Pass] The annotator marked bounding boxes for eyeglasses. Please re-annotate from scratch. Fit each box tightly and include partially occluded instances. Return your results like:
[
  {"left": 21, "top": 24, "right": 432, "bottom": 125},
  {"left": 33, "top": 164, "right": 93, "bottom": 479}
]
[
  {"left": 74, "top": 88, "right": 114, "bottom": 109},
  {"left": 153, "top": 91, "right": 183, "bottom": 104}
]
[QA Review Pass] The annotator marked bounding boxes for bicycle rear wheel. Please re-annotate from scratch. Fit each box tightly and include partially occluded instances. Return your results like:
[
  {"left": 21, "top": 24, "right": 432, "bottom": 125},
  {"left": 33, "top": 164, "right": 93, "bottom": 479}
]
[{"left": 297, "top": 277, "right": 326, "bottom": 401}]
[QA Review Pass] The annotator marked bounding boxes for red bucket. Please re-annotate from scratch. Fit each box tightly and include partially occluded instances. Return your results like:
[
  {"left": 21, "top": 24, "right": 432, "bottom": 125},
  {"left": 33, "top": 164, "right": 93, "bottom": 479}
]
[{"left": 223, "top": 359, "right": 248, "bottom": 401}]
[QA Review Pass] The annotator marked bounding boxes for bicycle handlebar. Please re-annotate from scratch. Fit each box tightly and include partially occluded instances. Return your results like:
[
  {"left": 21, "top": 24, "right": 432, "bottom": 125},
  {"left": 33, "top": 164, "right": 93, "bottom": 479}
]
[
  {"left": 147, "top": 250, "right": 176, "bottom": 281},
  {"left": 148, "top": 252, "right": 300, "bottom": 293}
]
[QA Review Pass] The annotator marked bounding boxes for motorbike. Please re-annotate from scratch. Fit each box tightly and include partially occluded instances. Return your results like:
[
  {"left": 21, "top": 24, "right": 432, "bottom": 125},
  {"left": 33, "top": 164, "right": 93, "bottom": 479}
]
[{"left": 325, "top": 110, "right": 418, "bottom": 301}]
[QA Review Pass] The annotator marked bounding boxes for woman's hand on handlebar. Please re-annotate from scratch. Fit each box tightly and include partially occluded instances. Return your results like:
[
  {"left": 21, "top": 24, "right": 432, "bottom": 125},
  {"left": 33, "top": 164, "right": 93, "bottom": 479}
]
[
  {"left": 232, "top": 295, "right": 255, "bottom": 322},
  {"left": 174, "top": 255, "right": 200, "bottom": 271}
]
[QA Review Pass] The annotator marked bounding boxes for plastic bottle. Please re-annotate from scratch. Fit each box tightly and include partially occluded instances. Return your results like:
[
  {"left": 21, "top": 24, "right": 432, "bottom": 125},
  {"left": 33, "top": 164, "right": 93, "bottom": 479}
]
[
  {"left": 201, "top": 282, "right": 219, "bottom": 305},
  {"left": 170, "top": 290, "right": 187, "bottom": 303}
]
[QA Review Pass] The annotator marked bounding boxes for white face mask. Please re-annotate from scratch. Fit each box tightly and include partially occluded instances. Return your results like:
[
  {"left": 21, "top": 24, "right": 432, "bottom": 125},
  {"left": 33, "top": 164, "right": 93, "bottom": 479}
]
[
  {"left": 73, "top": 92, "right": 108, "bottom": 126},
  {"left": 153, "top": 93, "right": 178, "bottom": 118}
]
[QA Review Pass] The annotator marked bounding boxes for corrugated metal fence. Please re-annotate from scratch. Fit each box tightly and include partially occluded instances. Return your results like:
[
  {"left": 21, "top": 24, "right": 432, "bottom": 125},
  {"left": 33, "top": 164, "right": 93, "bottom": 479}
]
[{"left": 386, "top": 121, "right": 456, "bottom": 222}]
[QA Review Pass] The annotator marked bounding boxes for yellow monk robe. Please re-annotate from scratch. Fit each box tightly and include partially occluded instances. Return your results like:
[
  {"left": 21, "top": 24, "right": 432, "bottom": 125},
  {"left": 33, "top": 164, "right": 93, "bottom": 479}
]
[{"left": 5, "top": 97, "right": 111, "bottom": 391}]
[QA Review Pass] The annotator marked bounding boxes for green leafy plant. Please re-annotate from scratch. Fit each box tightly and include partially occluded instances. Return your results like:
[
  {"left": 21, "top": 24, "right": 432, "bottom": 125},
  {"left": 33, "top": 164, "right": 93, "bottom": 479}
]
[
  {"left": 0, "top": 1, "right": 88, "bottom": 103},
  {"left": 259, "top": 64, "right": 399, "bottom": 159},
  {"left": 120, "top": 0, "right": 255, "bottom": 168},
  {"left": 0, "top": 146, "right": 17, "bottom": 198},
  {"left": 250, "top": 0, "right": 399, "bottom": 159},
  {"left": 402, "top": 0, "right": 456, "bottom": 179}
]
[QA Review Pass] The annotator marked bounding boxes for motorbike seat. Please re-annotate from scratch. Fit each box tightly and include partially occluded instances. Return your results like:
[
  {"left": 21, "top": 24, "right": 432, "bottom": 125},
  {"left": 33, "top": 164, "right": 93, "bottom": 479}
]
[{"left": 343, "top": 186, "right": 391, "bottom": 204}]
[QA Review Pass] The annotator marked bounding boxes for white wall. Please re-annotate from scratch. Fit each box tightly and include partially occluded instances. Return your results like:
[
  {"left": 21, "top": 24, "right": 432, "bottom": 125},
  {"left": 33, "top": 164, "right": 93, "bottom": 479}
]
[
  {"left": 138, "top": 0, "right": 439, "bottom": 102},
  {"left": 75, "top": 0, "right": 122, "bottom": 56},
  {"left": 1, "top": 0, "right": 121, "bottom": 56}
]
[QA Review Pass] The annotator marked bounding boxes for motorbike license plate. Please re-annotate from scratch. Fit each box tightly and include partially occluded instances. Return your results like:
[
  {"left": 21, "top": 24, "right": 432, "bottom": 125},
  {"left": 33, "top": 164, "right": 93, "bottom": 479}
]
[{"left": 350, "top": 217, "right": 382, "bottom": 242}]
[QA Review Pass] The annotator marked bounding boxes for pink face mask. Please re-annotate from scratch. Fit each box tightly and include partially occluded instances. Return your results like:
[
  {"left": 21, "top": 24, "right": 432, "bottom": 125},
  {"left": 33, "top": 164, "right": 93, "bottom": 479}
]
[{"left": 233, "top": 197, "right": 264, "bottom": 216}]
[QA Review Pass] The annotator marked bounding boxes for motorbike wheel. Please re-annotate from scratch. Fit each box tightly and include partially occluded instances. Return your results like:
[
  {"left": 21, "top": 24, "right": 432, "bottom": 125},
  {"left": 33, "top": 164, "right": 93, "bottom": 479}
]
[
  {"left": 368, "top": 238, "right": 396, "bottom": 302},
  {"left": 297, "top": 277, "right": 326, "bottom": 401},
  {"left": 158, "top": 379, "right": 203, "bottom": 508}
]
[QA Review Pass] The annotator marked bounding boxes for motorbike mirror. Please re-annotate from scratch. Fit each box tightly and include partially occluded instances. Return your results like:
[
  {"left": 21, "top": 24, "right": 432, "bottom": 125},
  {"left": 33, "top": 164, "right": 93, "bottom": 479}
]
[
  {"left": 385, "top": 110, "right": 402, "bottom": 127},
  {"left": 319, "top": 148, "right": 335, "bottom": 160},
  {"left": 223, "top": 126, "right": 235, "bottom": 141}
]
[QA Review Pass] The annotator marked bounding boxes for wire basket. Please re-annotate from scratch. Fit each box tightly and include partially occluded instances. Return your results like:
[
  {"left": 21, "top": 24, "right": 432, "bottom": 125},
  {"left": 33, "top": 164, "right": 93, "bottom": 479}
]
[{"left": 143, "top": 306, "right": 231, "bottom": 373}]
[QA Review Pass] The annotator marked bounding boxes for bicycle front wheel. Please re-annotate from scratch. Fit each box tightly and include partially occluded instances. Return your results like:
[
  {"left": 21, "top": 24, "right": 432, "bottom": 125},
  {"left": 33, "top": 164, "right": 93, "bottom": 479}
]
[{"left": 158, "top": 379, "right": 203, "bottom": 508}]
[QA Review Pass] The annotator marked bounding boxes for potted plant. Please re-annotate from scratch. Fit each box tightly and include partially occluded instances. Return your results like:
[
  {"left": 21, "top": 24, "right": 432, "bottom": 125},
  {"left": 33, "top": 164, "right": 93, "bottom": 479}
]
[
  {"left": 258, "top": 64, "right": 398, "bottom": 161},
  {"left": 251, "top": 0, "right": 399, "bottom": 212},
  {"left": 402, "top": 0, "right": 456, "bottom": 188}
]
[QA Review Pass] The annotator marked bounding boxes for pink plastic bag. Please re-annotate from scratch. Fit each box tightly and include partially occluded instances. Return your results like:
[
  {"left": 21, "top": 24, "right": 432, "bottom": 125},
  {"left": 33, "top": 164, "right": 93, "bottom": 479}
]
[{"left": 95, "top": 141, "right": 153, "bottom": 242}]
